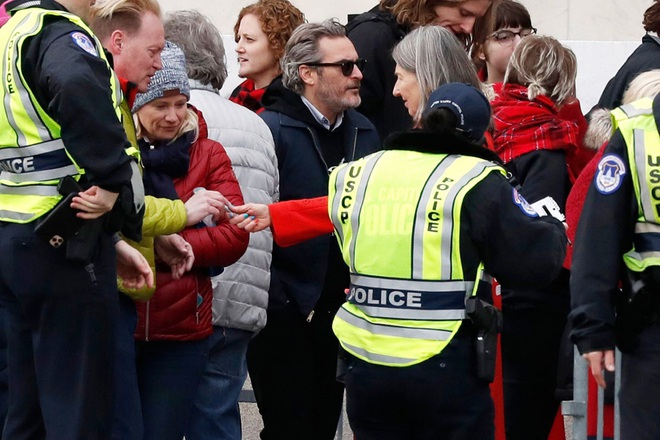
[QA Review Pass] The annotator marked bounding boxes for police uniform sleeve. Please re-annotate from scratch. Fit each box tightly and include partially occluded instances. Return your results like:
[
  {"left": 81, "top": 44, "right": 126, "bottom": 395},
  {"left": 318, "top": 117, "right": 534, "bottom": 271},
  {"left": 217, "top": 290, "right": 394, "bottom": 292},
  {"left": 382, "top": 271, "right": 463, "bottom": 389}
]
[
  {"left": 507, "top": 149, "right": 571, "bottom": 210},
  {"left": 569, "top": 131, "right": 636, "bottom": 354},
  {"left": 30, "top": 20, "right": 133, "bottom": 191},
  {"left": 463, "top": 170, "right": 567, "bottom": 287}
]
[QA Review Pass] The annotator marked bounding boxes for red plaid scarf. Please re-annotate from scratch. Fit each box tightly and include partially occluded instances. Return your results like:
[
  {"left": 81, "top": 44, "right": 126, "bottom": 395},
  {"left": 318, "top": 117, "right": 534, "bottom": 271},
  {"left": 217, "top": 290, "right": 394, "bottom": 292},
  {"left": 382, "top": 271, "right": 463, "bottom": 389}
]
[
  {"left": 491, "top": 83, "right": 579, "bottom": 170},
  {"left": 229, "top": 79, "right": 266, "bottom": 114}
]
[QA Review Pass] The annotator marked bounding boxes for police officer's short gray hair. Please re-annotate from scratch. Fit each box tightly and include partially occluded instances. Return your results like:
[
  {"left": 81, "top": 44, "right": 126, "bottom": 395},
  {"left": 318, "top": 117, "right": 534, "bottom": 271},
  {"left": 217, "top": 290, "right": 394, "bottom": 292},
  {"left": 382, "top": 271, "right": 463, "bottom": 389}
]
[
  {"left": 164, "top": 10, "right": 228, "bottom": 90},
  {"left": 392, "top": 26, "right": 481, "bottom": 122},
  {"left": 281, "top": 19, "right": 347, "bottom": 95}
]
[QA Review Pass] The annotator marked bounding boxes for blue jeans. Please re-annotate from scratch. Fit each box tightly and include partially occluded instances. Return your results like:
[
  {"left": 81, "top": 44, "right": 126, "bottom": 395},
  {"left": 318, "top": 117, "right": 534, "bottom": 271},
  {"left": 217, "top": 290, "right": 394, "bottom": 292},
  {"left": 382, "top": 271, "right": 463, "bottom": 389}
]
[
  {"left": 185, "top": 327, "right": 252, "bottom": 440},
  {"left": 136, "top": 338, "right": 209, "bottom": 440}
]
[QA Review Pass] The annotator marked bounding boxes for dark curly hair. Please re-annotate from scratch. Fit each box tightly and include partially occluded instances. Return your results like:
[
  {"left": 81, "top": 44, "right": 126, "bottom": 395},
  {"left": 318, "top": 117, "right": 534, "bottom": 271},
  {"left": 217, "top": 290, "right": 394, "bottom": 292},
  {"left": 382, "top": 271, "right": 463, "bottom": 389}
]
[
  {"left": 233, "top": 0, "right": 306, "bottom": 62},
  {"left": 643, "top": 0, "right": 660, "bottom": 34}
]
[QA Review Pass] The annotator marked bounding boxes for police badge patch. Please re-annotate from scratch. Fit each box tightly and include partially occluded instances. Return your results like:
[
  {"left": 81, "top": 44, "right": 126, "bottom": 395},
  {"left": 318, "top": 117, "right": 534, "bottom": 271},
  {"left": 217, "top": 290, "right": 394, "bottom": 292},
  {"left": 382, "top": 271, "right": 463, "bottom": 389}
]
[
  {"left": 595, "top": 154, "right": 626, "bottom": 194},
  {"left": 512, "top": 188, "right": 538, "bottom": 217},
  {"left": 71, "top": 32, "right": 97, "bottom": 56}
]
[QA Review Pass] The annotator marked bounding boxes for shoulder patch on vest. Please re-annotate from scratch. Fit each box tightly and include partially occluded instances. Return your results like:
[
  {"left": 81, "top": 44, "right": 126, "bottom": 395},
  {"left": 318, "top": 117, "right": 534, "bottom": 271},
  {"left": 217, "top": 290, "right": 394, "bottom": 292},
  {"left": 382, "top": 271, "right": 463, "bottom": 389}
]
[
  {"left": 595, "top": 154, "right": 626, "bottom": 195},
  {"left": 512, "top": 188, "right": 538, "bottom": 217},
  {"left": 70, "top": 32, "right": 97, "bottom": 56}
]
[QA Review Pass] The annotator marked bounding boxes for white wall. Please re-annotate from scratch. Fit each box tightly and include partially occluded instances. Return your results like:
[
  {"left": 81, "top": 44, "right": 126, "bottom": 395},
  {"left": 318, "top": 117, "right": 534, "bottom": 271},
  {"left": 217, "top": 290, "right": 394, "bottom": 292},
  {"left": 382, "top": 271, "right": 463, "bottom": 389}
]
[{"left": 159, "top": 1, "right": 650, "bottom": 110}]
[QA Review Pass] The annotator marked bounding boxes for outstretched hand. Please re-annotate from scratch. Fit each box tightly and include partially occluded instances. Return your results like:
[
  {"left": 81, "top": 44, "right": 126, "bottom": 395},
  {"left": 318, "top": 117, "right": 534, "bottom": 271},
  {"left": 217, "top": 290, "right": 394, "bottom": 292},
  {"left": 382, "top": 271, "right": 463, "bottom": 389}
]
[
  {"left": 227, "top": 203, "right": 271, "bottom": 233},
  {"left": 155, "top": 234, "right": 194, "bottom": 279}
]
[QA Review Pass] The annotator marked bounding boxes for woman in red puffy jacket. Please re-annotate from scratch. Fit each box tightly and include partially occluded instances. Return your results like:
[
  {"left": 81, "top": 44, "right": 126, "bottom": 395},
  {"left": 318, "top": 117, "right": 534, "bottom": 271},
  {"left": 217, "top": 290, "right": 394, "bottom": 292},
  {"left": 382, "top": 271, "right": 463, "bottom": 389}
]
[{"left": 131, "top": 42, "right": 248, "bottom": 440}]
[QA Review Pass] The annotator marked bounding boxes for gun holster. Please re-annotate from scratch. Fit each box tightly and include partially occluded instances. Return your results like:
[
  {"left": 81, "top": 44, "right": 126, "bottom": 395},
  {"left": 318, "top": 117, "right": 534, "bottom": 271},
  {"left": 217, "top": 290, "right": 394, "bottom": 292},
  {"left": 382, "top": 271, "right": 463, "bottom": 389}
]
[{"left": 465, "top": 297, "right": 503, "bottom": 383}]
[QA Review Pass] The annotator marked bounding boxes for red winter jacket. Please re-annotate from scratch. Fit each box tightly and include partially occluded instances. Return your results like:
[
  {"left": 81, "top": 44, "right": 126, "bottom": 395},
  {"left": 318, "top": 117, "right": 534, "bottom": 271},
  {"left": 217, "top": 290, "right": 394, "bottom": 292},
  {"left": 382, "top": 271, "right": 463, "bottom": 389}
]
[{"left": 134, "top": 108, "right": 249, "bottom": 341}]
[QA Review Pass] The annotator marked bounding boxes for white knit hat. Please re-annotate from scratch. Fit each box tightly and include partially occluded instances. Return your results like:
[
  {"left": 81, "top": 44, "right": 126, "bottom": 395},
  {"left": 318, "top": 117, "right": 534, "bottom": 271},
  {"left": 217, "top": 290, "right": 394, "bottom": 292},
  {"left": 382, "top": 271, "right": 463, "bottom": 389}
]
[{"left": 132, "top": 41, "right": 190, "bottom": 113}]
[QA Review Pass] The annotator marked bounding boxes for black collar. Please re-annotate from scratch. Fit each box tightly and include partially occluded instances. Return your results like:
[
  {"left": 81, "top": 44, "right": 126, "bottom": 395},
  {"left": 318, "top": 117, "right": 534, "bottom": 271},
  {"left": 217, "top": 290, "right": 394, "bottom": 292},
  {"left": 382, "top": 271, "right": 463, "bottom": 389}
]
[{"left": 383, "top": 129, "right": 504, "bottom": 165}]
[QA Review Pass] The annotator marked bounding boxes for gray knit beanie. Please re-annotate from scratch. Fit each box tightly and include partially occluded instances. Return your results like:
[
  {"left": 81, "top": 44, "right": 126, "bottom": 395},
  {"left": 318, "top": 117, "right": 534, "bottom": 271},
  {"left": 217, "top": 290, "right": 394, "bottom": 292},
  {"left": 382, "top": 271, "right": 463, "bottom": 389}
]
[{"left": 132, "top": 41, "right": 190, "bottom": 113}]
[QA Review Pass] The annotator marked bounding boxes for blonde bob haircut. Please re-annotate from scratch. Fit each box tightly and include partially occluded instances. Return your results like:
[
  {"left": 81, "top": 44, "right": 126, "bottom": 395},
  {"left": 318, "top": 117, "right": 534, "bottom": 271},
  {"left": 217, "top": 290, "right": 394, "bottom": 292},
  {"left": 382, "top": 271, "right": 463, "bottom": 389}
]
[
  {"left": 91, "top": 0, "right": 162, "bottom": 41},
  {"left": 504, "top": 35, "right": 577, "bottom": 106},
  {"left": 134, "top": 106, "right": 199, "bottom": 144}
]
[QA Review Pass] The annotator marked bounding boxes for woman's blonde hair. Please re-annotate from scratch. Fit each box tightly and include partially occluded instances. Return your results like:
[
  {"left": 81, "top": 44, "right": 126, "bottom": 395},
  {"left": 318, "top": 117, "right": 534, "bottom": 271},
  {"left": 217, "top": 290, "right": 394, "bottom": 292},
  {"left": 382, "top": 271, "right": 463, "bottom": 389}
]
[
  {"left": 504, "top": 35, "right": 576, "bottom": 106},
  {"left": 585, "top": 69, "right": 660, "bottom": 150},
  {"left": 134, "top": 106, "right": 199, "bottom": 144}
]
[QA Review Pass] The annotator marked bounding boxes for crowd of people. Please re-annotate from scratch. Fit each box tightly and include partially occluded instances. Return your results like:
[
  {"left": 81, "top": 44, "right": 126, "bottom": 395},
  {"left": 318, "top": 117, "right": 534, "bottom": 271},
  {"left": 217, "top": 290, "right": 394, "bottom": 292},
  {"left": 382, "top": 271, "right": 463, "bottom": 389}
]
[{"left": 0, "top": 0, "right": 660, "bottom": 439}]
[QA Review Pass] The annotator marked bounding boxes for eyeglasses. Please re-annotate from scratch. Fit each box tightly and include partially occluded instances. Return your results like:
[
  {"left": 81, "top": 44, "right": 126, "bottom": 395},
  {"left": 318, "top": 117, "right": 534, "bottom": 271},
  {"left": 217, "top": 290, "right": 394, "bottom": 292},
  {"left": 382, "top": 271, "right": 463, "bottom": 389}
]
[
  {"left": 304, "top": 59, "right": 367, "bottom": 76},
  {"left": 487, "top": 28, "right": 537, "bottom": 46}
]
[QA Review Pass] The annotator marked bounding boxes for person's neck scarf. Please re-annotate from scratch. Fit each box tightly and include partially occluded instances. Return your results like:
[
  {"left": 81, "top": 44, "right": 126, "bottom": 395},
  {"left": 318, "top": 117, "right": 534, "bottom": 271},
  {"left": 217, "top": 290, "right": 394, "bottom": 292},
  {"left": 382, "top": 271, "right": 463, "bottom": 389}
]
[
  {"left": 491, "top": 83, "right": 578, "bottom": 164},
  {"left": 229, "top": 79, "right": 266, "bottom": 114},
  {"left": 138, "top": 131, "right": 194, "bottom": 200}
]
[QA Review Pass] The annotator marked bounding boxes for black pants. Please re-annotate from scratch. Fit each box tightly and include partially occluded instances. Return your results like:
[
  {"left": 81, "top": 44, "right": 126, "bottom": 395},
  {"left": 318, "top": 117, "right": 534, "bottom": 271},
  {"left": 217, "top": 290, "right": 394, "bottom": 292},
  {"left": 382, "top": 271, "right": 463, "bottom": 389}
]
[
  {"left": 501, "top": 304, "right": 568, "bottom": 440},
  {"left": 620, "top": 320, "right": 660, "bottom": 440},
  {"left": 247, "top": 302, "right": 344, "bottom": 440},
  {"left": 0, "top": 222, "right": 118, "bottom": 440},
  {"left": 344, "top": 330, "right": 494, "bottom": 440}
]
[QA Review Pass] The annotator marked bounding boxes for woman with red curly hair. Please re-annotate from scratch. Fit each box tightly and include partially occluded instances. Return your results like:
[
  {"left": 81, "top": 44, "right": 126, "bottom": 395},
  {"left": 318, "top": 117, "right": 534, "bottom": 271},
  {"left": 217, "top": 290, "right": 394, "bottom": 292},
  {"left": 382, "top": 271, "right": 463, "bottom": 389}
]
[{"left": 229, "top": 0, "right": 305, "bottom": 113}]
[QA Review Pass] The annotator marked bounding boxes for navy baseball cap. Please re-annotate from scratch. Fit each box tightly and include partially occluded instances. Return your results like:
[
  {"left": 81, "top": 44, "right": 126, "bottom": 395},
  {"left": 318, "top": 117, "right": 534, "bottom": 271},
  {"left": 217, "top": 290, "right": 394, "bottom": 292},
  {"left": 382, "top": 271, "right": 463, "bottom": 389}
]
[{"left": 424, "top": 83, "right": 491, "bottom": 142}]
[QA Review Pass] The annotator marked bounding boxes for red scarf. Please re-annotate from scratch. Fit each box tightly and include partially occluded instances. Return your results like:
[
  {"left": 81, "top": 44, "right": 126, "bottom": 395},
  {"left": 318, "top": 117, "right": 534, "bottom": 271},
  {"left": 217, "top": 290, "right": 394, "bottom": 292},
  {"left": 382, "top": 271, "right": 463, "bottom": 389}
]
[
  {"left": 118, "top": 77, "right": 139, "bottom": 109},
  {"left": 491, "top": 83, "right": 579, "bottom": 169},
  {"left": 229, "top": 79, "right": 266, "bottom": 114}
]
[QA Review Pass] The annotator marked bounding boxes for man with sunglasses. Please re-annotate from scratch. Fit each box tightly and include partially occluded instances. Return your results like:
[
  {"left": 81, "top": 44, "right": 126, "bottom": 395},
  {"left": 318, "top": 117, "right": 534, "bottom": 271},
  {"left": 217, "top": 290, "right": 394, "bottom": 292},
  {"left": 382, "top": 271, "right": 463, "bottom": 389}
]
[{"left": 247, "top": 19, "right": 380, "bottom": 440}]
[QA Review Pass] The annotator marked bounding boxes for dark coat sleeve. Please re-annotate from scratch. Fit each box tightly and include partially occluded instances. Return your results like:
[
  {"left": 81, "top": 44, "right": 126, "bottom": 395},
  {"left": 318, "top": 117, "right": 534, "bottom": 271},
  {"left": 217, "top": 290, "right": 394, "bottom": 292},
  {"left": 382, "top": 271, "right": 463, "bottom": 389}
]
[
  {"left": 29, "top": 19, "right": 133, "bottom": 191},
  {"left": 569, "top": 131, "right": 637, "bottom": 354},
  {"left": 463, "top": 171, "right": 568, "bottom": 288}
]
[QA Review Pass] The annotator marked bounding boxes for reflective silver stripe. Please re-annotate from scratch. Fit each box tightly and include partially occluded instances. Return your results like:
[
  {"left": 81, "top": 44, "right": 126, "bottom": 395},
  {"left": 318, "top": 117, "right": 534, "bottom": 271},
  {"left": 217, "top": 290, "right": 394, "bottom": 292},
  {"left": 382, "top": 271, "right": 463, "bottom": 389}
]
[
  {"left": 413, "top": 159, "right": 493, "bottom": 278},
  {"left": 619, "top": 103, "right": 653, "bottom": 118},
  {"left": 357, "top": 305, "right": 465, "bottom": 320},
  {"left": 0, "top": 210, "right": 33, "bottom": 221},
  {"left": 633, "top": 128, "right": 655, "bottom": 221},
  {"left": 341, "top": 341, "right": 417, "bottom": 365},
  {"left": 336, "top": 307, "right": 452, "bottom": 341},
  {"left": 635, "top": 222, "right": 660, "bottom": 233},
  {"left": 344, "top": 153, "right": 384, "bottom": 273},
  {"left": 412, "top": 156, "right": 457, "bottom": 278},
  {"left": 129, "top": 161, "right": 145, "bottom": 212},
  {"left": 8, "top": 13, "right": 51, "bottom": 142},
  {"left": 627, "top": 250, "right": 660, "bottom": 261},
  {"left": 342, "top": 341, "right": 417, "bottom": 365},
  {"left": 351, "top": 274, "right": 474, "bottom": 293},
  {"left": 0, "top": 184, "right": 60, "bottom": 196},
  {"left": 0, "top": 139, "right": 66, "bottom": 160},
  {"left": 0, "top": 164, "right": 78, "bottom": 183}
]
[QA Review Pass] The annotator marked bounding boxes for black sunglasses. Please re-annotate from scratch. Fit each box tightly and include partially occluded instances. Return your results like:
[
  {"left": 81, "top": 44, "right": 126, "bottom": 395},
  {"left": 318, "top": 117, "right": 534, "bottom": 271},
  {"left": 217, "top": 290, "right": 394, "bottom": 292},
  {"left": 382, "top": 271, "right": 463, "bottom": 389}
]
[{"left": 304, "top": 59, "right": 367, "bottom": 76}]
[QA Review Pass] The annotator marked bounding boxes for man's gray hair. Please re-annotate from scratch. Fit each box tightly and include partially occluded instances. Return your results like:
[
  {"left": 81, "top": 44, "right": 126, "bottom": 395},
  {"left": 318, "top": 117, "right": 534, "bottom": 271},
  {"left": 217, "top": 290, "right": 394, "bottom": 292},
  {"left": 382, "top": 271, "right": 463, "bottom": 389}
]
[
  {"left": 281, "top": 19, "right": 346, "bottom": 95},
  {"left": 164, "top": 10, "right": 228, "bottom": 90},
  {"left": 392, "top": 26, "right": 481, "bottom": 122}
]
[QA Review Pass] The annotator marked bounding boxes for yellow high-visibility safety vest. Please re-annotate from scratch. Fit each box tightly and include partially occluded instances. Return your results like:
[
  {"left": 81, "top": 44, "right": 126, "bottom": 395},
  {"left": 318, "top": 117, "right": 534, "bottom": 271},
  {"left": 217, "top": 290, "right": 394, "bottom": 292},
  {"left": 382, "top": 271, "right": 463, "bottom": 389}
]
[
  {"left": 328, "top": 149, "right": 505, "bottom": 367},
  {"left": 0, "top": 8, "right": 123, "bottom": 223},
  {"left": 611, "top": 98, "right": 660, "bottom": 272}
]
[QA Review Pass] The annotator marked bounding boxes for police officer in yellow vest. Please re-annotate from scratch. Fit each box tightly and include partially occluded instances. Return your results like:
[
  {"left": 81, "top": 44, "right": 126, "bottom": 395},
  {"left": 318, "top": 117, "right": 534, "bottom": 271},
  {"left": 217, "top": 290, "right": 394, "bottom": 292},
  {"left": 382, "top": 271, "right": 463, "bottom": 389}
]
[
  {"left": 570, "top": 94, "right": 660, "bottom": 440},
  {"left": 0, "top": 0, "right": 150, "bottom": 438},
  {"left": 329, "top": 84, "right": 568, "bottom": 440}
]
